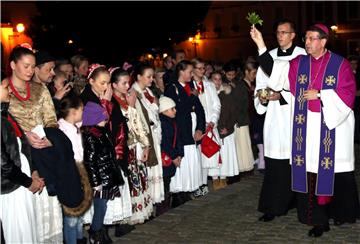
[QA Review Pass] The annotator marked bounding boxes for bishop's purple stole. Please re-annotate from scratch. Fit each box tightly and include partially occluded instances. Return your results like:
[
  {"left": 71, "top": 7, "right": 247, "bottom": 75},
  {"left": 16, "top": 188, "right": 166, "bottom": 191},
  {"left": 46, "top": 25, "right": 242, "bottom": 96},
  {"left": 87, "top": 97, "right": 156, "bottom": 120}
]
[{"left": 292, "top": 52, "right": 343, "bottom": 196}]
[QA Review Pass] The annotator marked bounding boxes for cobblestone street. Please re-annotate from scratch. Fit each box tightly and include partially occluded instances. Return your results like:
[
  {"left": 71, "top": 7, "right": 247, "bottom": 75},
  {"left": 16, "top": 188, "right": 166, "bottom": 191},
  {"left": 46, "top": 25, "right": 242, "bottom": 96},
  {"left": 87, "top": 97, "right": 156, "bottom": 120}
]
[{"left": 111, "top": 144, "right": 360, "bottom": 243}]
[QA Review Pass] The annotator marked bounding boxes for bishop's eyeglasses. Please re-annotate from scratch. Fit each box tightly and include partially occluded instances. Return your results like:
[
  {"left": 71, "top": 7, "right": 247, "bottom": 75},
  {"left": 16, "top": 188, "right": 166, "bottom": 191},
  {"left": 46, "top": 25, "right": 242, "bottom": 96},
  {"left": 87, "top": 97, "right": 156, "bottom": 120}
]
[{"left": 302, "top": 36, "right": 321, "bottom": 42}]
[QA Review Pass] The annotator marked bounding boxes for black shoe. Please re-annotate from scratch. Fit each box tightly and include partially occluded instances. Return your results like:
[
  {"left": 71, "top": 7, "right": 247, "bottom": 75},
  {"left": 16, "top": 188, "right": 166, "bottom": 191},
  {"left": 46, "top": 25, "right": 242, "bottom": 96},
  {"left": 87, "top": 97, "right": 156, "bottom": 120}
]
[
  {"left": 258, "top": 213, "right": 275, "bottom": 222},
  {"left": 89, "top": 229, "right": 104, "bottom": 244},
  {"left": 114, "top": 224, "right": 135, "bottom": 237},
  {"left": 102, "top": 227, "right": 113, "bottom": 244},
  {"left": 308, "top": 224, "right": 330, "bottom": 237},
  {"left": 76, "top": 237, "right": 87, "bottom": 244}
]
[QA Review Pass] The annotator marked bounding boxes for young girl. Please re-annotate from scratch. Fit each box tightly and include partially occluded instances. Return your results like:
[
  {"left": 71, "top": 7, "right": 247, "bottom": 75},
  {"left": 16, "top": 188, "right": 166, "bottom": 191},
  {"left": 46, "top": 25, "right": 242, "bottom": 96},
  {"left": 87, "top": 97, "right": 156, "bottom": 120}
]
[
  {"left": 164, "top": 60, "right": 205, "bottom": 204},
  {"left": 208, "top": 72, "right": 240, "bottom": 190},
  {"left": 82, "top": 101, "right": 124, "bottom": 243},
  {"left": 0, "top": 78, "right": 44, "bottom": 243},
  {"left": 158, "top": 96, "right": 183, "bottom": 214},
  {"left": 111, "top": 68, "right": 153, "bottom": 225},
  {"left": 242, "top": 60, "right": 265, "bottom": 171},
  {"left": 8, "top": 46, "right": 63, "bottom": 243},
  {"left": 191, "top": 58, "right": 221, "bottom": 196},
  {"left": 223, "top": 62, "right": 255, "bottom": 176},
  {"left": 57, "top": 95, "right": 92, "bottom": 244},
  {"left": 131, "top": 63, "right": 165, "bottom": 206},
  {"left": 81, "top": 64, "right": 130, "bottom": 241}
]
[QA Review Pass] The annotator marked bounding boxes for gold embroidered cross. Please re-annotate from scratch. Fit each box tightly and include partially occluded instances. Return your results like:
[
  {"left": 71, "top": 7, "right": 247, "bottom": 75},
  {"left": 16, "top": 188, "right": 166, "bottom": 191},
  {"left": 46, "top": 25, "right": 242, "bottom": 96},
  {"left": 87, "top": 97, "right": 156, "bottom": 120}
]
[
  {"left": 298, "top": 74, "right": 308, "bottom": 84},
  {"left": 325, "top": 75, "right": 336, "bottom": 86},
  {"left": 295, "top": 114, "right": 305, "bottom": 125},
  {"left": 321, "top": 157, "right": 333, "bottom": 170},
  {"left": 294, "top": 155, "right": 304, "bottom": 166}
]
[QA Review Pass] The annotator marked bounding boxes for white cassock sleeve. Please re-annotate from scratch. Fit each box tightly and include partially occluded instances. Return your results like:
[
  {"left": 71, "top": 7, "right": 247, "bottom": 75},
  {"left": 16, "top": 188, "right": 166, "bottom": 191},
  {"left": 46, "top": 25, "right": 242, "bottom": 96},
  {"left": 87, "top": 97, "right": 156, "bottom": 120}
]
[{"left": 320, "top": 89, "right": 352, "bottom": 130}]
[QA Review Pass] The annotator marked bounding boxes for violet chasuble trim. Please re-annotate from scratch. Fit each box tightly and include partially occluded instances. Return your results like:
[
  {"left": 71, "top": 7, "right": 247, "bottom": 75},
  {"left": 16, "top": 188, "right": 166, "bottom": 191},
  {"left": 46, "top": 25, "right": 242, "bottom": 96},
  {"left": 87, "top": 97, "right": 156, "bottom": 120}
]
[{"left": 291, "top": 52, "right": 343, "bottom": 196}]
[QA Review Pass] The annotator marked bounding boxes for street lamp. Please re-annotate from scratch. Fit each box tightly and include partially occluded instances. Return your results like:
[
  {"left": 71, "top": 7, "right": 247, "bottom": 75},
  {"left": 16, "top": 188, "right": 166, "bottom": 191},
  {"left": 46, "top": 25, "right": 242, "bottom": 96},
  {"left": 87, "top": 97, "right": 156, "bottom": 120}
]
[
  {"left": 188, "top": 33, "right": 200, "bottom": 57},
  {"left": 16, "top": 23, "right": 25, "bottom": 33}
]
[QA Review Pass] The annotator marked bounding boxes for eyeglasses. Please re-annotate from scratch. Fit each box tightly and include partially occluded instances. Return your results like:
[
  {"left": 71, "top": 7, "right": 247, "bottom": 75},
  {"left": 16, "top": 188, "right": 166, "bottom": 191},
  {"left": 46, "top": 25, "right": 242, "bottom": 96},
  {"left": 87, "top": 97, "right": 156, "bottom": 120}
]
[
  {"left": 302, "top": 36, "right": 321, "bottom": 42},
  {"left": 276, "top": 31, "right": 293, "bottom": 36},
  {"left": 195, "top": 67, "right": 205, "bottom": 70}
]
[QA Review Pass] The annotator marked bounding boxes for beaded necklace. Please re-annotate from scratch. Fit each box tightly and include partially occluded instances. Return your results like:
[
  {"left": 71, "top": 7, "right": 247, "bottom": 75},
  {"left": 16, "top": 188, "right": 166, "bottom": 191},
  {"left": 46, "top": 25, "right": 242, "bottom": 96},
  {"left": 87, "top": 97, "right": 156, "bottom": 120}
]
[{"left": 9, "top": 78, "right": 31, "bottom": 101}]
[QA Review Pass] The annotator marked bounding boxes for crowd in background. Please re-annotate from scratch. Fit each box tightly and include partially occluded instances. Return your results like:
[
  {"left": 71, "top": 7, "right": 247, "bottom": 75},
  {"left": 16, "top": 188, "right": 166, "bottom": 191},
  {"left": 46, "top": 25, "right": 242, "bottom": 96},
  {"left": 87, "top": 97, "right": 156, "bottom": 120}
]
[{"left": 1, "top": 24, "right": 360, "bottom": 243}]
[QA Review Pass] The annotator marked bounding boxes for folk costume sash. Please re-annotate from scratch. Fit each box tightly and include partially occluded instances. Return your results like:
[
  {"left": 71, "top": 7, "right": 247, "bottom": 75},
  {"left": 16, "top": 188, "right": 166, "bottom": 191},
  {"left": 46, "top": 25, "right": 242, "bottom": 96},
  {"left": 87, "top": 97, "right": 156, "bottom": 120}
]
[{"left": 292, "top": 52, "right": 343, "bottom": 196}]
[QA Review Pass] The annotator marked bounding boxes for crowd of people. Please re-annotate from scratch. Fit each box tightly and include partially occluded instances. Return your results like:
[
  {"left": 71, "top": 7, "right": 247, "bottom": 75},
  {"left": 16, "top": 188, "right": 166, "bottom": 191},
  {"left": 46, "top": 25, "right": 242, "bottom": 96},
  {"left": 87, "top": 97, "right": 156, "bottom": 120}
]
[{"left": 1, "top": 19, "right": 359, "bottom": 244}]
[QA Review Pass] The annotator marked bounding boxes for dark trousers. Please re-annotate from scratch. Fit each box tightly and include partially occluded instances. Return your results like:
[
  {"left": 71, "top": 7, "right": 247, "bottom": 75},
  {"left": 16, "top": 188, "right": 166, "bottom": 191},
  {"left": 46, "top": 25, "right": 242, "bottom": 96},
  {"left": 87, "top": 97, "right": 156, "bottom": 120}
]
[
  {"left": 91, "top": 198, "right": 108, "bottom": 231},
  {"left": 258, "top": 157, "right": 295, "bottom": 215}
]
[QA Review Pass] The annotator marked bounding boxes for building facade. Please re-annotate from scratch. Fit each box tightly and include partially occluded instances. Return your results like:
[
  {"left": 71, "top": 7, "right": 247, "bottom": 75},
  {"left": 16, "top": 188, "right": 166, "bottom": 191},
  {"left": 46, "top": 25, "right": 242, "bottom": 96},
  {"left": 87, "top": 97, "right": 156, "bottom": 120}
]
[{"left": 174, "top": 1, "right": 360, "bottom": 62}]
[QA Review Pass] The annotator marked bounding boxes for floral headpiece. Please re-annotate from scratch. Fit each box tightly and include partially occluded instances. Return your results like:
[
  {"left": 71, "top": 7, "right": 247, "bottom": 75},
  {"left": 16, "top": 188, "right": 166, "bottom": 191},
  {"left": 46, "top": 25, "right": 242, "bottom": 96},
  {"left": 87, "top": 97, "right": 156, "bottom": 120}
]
[
  {"left": 122, "top": 62, "right": 133, "bottom": 71},
  {"left": 87, "top": 63, "right": 106, "bottom": 79},
  {"left": 108, "top": 66, "right": 121, "bottom": 76},
  {"left": 20, "top": 43, "right": 33, "bottom": 51}
]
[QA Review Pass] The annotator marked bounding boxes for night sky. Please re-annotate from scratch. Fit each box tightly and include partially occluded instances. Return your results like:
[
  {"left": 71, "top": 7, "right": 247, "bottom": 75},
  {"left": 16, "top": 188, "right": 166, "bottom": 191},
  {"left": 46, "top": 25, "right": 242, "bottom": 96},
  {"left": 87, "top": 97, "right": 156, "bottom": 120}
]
[{"left": 28, "top": 1, "right": 211, "bottom": 65}]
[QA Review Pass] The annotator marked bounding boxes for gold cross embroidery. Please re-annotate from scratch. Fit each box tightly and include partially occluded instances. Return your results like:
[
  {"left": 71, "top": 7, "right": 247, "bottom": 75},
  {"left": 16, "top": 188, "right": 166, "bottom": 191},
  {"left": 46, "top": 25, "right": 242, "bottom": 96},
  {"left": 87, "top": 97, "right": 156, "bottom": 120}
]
[
  {"left": 298, "top": 74, "right": 308, "bottom": 84},
  {"left": 325, "top": 75, "right": 336, "bottom": 86},
  {"left": 294, "top": 155, "right": 304, "bottom": 166},
  {"left": 297, "top": 88, "right": 306, "bottom": 111},
  {"left": 322, "top": 130, "right": 332, "bottom": 153},
  {"left": 295, "top": 128, "right": 303, "bottom": 151},
  {"left": 321, "top": 157, "right": 333, "bottom": 170},
  {"left": 295, "top": 114, "right": 306, "bottom": 125}
]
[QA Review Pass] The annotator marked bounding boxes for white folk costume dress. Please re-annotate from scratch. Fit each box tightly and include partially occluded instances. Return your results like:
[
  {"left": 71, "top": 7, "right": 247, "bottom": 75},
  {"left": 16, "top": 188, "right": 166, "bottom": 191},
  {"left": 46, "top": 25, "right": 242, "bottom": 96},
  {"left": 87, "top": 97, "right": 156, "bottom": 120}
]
[
  {"left": 0, "top": 138, "right": 38, "bottom": 243},
  {"left": 231, "top": 80, "right": 254, "bottom": 172},
  {"left": 9, "top": 81, "right": 63, "bottom": 243},
  {"left": 263, "top": 48, "right": 359, "bottom": 225},
  {"left": 256, "top": 45, "right": 306, "bottom": 215},
  {"left": 193, "top": 77, "right": 221, "bottom": 185},
  {"left": 120, "top": 101, "right": 153, "bottom": 225},
  {"left": 208, "top": 84, "right": 240, "bottom": 178},
  {"left": 132, "top": 82, "right": 165, "bottom": 204},
  {"left": 164, "top": 81, "right": 205, "bottom": 193}
]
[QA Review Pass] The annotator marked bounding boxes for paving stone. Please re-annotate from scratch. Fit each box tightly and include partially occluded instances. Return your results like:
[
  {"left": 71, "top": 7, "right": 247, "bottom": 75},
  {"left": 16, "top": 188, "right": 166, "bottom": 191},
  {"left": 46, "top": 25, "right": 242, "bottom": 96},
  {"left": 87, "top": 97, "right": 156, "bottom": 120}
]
[{"left": 104, "top": 146, "right": 360, "bottom": 243}]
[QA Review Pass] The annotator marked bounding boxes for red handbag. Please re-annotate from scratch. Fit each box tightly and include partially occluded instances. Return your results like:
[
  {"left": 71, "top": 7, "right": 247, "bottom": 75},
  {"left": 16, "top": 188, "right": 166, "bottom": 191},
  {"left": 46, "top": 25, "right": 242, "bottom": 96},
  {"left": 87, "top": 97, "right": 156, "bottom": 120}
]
[
  {"left": 201, "top": 128, "right": 220, "bottom": 158},
  {"left": 161, "top": 152, "right": 172, "bottom": 167}
]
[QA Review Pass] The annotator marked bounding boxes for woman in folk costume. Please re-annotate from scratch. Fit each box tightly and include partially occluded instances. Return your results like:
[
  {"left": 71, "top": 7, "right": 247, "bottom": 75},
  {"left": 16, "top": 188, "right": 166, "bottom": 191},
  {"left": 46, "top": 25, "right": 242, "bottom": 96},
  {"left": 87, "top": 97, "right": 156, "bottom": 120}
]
[
  {"left": 1, "top": 78, "right": 43, "bottom": 243},
  {"left": 208, "top": 72, "right": 240, "bottom": 190},
  {"left": 98, "top": 67, "right": 133, "bottom": 228},
  {"left": 7, "top": 46, "right": 63, "bottom": 243},
  {"left": 79, "top": 64, "right": 131, "bottom": 241},
  {"left": 191, "top": 58, "right": 221, "bottom": 196},
  {"left": 164, "top": 60, "right": 206, "bottom": 201},
  {"left": 223, "top": 62, "right": 255, "bottom": 174},
  {"left": 131, "top": 63, "right": 165, "bottom": 205},
  {"left": 111, "top": 68, "right": 153, "bottom": 224}
]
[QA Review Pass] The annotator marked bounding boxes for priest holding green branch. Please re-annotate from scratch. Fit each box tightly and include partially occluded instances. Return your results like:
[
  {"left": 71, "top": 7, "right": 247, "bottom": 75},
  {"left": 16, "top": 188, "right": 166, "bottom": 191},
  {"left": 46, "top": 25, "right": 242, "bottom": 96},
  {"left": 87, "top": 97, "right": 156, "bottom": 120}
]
[{"left": 250, "top": 23, "right": 360, "bottom": 237}]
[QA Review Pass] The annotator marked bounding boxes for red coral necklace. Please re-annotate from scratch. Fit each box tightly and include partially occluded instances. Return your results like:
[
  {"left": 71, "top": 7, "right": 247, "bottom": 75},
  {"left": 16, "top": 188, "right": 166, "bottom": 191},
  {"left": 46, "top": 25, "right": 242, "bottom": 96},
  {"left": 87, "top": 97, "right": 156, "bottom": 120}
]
[{"left": 9, "top": 78, "right": 31, "bottom": 101}]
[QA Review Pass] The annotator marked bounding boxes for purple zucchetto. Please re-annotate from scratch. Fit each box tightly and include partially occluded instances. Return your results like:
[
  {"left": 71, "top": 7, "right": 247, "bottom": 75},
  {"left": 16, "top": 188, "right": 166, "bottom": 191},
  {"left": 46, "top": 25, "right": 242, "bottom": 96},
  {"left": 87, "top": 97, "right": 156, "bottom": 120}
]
[{"left": 313, "top": 23, "right": 329, "bottom": 35}]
